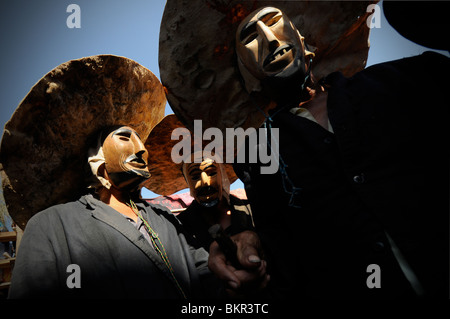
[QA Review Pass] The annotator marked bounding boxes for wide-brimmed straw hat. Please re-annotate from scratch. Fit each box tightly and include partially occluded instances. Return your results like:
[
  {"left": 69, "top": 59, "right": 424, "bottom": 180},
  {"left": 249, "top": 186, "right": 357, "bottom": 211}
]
[
  {"left": 142, "top": 114, "right": 237, "bottom": 196},
  {"left": 0, "top": 55, "right": 166, "bottom": 229},
  {"left": 159, "top": 0, "right": 377, "bottom": 132}
]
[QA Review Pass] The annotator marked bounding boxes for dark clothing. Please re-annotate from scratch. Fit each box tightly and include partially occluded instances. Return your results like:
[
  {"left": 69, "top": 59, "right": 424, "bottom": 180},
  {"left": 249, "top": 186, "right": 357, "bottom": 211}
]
[
  {"left": 177, "top": 195, "right": 254, "bottom": 251},
  {"left": 234, "top": 52, "right": 449, "bottom": 299},
  {"left": 8, "top": 194, "right": 216, "bottom": 299}
]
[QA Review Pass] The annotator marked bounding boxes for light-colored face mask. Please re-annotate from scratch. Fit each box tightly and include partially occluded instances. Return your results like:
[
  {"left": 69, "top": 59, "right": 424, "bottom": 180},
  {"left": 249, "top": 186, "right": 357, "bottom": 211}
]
[
  {"left": 102, "top": 126, "right": 150, "bottom": 190},
  {"left": 183, "top": 157, "right": 225, "bottom": 207},
  {"left": 235, "top": 6, "right": 314, "bottom": 92}
]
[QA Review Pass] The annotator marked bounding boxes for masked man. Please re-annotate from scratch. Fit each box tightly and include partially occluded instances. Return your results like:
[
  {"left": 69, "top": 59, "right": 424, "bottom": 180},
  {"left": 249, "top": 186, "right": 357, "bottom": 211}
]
[
  {"left": 142, "top": 114, "right": 267, "bottom": 296},
  {"left": 1, "top": 56, "right": 217, "bottom": 299},
  {"left": 142, "top": 115, "right": 255, "bottom": 252},
  {"left": 158, "top": 2, "right": 449, "bottom": 299},
  {"left": 180, "top": 154, "right": 255, "bottom": 250}
]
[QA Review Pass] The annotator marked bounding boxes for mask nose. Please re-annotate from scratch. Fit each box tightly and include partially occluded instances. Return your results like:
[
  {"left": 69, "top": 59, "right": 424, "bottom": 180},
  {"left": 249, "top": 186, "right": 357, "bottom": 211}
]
[
  {"left": 257, "top": 20, "right": 280, "bottom": 51},
  {"left": 132, "top": 132, "right": 148, "bottom": 158},
  {"left": 200, "top": 172, "right": 210, "bottom": 186},
  {"left": 135, "top": 150, "right": 146, "bottom": 158}
]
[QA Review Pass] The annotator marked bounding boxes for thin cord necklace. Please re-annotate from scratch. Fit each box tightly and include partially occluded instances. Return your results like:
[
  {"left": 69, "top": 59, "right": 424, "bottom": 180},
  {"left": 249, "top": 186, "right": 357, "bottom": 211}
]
[{"left": 127, "top": 199, "right": 187, "bottom": 299}]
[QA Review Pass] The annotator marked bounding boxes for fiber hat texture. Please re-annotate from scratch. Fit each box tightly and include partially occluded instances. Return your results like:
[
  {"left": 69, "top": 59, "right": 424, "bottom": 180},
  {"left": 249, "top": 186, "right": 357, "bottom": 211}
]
[
  {"left": 142, "top": 114, "right": 237, "bottom": 196},
  {"left": 0, "top": 55, "right": 166, "bottom": 229},
  {"left": 159, "top": 0, "right": 377, "bottom": 132}
]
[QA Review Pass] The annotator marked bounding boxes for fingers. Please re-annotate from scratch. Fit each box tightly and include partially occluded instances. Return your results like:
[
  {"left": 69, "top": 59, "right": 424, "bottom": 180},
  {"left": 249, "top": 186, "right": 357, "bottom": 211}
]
[
  {"left": 233, "top": 230, "right": 264, "bottom": 269},
  {"left": 208, "top": 230, "right": 270, "bottom": 296},
  {"left": 226, "top": 260, "right": 271, "bottom": 297},
  {"left": 208, "top": 240, "right": 241, "bottom": 288},
  {"left": 233, "top": 259, "right": 266, "bottom": 283}
]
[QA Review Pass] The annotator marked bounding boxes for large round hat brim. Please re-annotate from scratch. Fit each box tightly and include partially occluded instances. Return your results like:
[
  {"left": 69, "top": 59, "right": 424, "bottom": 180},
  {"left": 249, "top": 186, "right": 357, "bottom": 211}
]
[
  {"left": 0, "top": 55, "right": 166, "bottom": 229},
  {"left": 159, "top": 0, "right": 376, "bottom": 132},
  {"left": 383, "top": 1, "right": 449, "bottom": 51},
  {"left": 142, "top": 114, "right": 237, "bottom": 196}
]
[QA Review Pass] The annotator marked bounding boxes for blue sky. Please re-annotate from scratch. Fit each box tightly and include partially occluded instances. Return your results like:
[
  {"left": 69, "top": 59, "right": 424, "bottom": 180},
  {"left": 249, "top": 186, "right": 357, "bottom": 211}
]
[{"left": 0, "top": 1, "right": 447, "bottom": 199}]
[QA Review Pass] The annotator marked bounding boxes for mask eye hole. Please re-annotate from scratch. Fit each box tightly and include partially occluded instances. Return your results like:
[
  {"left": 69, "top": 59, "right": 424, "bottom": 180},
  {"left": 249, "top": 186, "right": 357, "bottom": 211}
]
[
  {"left": 207, "top": 170, "right": 217, "bottom": 177},
  {"left": 243, "top": 33, "right": 258, "bottom": 45},
  {"left": 113, "top": 128, "right": 132, "bottom": 141},
  {"left": 189, "top": 171, "right": 201, "bottom": 181},
  {"left": 204, "top": 165, "right": 217, "bottom": 177},
  {"left": 266, "top": 15, "right": 281, "bottom": 27}
]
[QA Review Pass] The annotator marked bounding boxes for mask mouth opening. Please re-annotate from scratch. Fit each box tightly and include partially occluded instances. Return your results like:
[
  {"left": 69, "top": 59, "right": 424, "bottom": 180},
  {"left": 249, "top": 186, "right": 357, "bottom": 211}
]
[
  {"left": 124, "top": 152, "right": 148, "bottom": 169},
  {"left": 263, "top": 44, "right": 294, "bottom": 69},
  {"left": 197, "top": 186, "right": 218, "bottom": 197}
]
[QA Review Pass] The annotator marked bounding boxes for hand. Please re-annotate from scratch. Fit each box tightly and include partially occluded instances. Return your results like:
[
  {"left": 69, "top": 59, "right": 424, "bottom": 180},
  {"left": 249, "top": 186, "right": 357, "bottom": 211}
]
[{"left": 208, "top": 230, "right": 270, "bottom": 296}]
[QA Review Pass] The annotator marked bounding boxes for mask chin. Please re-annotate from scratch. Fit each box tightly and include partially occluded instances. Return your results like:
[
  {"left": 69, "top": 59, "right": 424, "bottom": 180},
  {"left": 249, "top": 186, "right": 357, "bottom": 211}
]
[
  {"left": 239, "top": 55, "right": 308, "bottom": 98},
  {"left": 108, "top": 170, "right": 150, "bottom": 192},
  {"left": 200, "top": 198, "right": 219, "bottom": 208},
  {"left": 260, "top": 57, "right": 312, "bottom": 102}
]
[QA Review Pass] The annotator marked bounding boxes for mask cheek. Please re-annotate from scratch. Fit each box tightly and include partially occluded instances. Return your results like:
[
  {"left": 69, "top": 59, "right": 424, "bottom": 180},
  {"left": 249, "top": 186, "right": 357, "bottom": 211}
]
[
  {"left": 191, "top": 182, "right": 202, "bottom": 199},
  {"left": 104, "top": 154, "right": 118, "bottom": 174},
  {"left": 237, "top": 43, "right": 254, "bottom": 66},
  {"left": 103, "top": 151, "right": 137, "bottom": 189}
]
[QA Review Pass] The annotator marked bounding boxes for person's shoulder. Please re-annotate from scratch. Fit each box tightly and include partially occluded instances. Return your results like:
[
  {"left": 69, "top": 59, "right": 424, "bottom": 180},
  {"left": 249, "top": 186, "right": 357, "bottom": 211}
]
[
  {"left": 324, "top": 51, "right": 448, "bottom": 96},
  {"left": 360, "top": 51, "right": 448, "bottom": 81},
  {"left": 145, "top": 201, "right": 173, "bottom": 216},
  {"left": 230, "top": 194, "right": 249, "bottom": 204},
  {"left": 24, "top": 198, "right": 86, "bottom": 231},
  {"left": 176, "top": 202, "right": 206, "bottom": 231},
  {"left": 142, "top": 200, "right": 183, "bottom": 227},
  {"left": 372, "top": 51, "right": 447, "bottom": 66}
]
